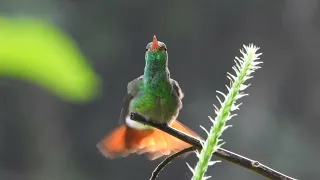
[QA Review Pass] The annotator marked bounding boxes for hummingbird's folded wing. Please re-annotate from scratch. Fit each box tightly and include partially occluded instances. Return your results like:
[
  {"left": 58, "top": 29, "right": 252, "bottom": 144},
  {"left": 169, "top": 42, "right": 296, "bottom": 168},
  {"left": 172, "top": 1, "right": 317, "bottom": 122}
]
[
  {"left": 119, "top": 75, "right": 144, "bottom": 124},
  {"left": 170, "top": 79, "right": 184, "bottom": 100},
  {"left": 118, "top": 94, "right": 133, "bottom": 124}
]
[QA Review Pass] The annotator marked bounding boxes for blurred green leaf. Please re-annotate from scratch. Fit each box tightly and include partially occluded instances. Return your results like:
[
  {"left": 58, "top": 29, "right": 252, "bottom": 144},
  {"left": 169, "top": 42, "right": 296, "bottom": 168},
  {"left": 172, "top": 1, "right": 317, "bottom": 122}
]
[{"left": 0, "top": 17, "right": 101, "bottom": 102}]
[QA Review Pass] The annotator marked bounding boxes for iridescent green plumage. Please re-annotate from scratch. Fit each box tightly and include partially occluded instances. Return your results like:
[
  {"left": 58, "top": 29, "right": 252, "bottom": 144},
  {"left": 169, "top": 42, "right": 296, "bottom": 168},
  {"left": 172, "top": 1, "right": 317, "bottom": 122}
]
[{"left": 122, "top": 35, "right": 184, "bottom": 128}]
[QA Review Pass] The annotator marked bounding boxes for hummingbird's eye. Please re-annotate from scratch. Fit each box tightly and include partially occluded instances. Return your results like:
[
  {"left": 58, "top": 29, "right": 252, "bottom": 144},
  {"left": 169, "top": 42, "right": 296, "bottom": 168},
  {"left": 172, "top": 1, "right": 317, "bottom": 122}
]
[{"left": 159, "top": 46, "right": 167, "bottom": 51}]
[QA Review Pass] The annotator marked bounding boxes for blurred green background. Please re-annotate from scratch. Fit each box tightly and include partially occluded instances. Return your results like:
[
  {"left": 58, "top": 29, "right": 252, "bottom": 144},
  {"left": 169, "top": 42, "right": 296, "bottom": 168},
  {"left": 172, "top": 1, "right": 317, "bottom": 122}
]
[{"left": 0, "top": 0, "right": 319, "bottom": 180}]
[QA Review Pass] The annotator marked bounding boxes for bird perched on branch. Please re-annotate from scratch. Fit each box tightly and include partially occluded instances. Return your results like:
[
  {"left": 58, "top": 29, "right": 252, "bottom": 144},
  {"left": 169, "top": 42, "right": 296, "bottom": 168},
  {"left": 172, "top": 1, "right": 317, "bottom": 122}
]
[{"left": 97, "top": 35, "right": 198, "bottom": 160}]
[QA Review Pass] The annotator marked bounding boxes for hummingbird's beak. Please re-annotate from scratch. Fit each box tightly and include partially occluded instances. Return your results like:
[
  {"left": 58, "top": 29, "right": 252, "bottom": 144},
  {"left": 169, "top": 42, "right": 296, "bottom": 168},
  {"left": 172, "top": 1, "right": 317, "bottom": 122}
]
[{"left": 151, "top": 35, "right": 160, "bottom": 50}]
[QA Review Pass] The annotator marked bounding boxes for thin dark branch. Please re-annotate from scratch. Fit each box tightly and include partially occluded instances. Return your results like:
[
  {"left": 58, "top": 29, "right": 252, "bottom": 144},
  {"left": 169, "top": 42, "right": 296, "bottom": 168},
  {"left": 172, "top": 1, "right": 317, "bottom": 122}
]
[
  {"left": 150, "top": 146, "right": 197, "bottom": 180},
  {"left": 130, "top": 112, "right": 297, "bottom": 180}
]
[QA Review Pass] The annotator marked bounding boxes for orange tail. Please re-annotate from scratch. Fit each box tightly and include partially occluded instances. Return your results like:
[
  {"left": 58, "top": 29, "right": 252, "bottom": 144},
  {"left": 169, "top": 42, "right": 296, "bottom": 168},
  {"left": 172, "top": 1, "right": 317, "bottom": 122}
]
[{"left": 97, "top": 120, "right": 199, "bottom": 160}]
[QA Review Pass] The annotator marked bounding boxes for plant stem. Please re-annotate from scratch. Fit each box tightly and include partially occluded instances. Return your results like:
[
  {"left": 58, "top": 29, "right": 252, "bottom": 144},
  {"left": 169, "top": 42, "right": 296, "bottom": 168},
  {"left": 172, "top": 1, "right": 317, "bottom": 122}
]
[
  {"left": 130, "top": 112, "right": 297, "bottom": 180},
  {"left": 192, "top": 44, "right": 262, "bottom": 180},
  {"left": 150, "top": 146, "right": 197, "bottom": 180}
]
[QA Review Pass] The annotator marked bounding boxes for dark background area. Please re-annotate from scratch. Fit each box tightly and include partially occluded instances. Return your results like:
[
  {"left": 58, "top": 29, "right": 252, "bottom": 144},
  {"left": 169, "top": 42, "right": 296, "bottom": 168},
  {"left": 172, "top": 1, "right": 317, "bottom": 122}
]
[{"left": 0, "top": 0, "right": 319, "bottom": 179}]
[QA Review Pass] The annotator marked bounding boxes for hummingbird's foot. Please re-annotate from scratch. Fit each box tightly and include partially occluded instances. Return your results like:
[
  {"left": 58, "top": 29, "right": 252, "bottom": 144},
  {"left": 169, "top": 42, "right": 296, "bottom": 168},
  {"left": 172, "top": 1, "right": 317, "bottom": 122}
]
[{"left": 130, "top": 112, "right": 168, "bottom": 129}]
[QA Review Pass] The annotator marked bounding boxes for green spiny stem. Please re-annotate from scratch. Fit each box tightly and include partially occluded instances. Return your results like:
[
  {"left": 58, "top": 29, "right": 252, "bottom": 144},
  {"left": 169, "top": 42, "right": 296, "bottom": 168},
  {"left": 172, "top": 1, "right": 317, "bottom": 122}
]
[{"left": 191, "top": 44, "right": 262, "bottom": 180}]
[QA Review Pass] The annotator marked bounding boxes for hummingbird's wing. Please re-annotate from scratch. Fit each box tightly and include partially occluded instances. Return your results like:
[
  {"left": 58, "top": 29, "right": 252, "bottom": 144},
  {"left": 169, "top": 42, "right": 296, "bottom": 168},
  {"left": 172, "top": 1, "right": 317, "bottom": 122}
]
[
  {"left": 118, "top": 94, "right": 133, "bottom": 124},
  {"left": 170, "top": 79, "right": 184, "bottom": 100},
  {"left": 119, "top": 75, "right": 143, "bottom": 124}
]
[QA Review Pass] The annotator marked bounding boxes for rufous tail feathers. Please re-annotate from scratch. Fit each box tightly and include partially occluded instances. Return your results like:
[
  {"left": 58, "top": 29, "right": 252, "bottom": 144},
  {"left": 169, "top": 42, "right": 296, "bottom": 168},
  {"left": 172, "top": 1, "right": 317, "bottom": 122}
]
[{"left": 97, "top": 120, "right": 199, "bottom": 160}]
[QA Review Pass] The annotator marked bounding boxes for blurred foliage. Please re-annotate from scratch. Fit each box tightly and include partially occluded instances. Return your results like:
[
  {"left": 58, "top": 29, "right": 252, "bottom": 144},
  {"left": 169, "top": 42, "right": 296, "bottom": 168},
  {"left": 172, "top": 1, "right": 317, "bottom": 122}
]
[{"left": 0, "top": 17, "right": 100, "bottom": 102}]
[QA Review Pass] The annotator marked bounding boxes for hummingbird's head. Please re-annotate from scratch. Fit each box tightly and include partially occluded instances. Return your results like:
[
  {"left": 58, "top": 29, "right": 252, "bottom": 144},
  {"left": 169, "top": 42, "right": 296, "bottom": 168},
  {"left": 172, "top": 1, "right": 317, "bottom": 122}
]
[{"left": 145, "top": 35, "right": 168, "bottom": 67}]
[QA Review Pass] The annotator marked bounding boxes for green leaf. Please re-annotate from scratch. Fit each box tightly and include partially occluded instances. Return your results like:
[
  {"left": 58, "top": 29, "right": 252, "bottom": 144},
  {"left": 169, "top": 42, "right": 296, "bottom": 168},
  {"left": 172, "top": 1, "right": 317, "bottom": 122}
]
[{"left": 0, "top": 17, "right": 101, "bottom": 102}]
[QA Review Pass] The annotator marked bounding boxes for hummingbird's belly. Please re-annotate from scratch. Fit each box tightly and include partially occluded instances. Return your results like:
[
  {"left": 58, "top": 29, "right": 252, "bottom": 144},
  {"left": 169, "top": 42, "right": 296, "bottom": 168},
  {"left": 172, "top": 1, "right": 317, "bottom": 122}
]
[{"left": 129, "top": 92, "right": 181, "bottom": 126}]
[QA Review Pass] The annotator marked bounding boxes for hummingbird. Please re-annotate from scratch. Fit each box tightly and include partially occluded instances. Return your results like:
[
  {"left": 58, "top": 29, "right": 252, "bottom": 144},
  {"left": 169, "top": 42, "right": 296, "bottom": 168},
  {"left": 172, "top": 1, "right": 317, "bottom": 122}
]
[{"left": 97, "top": 35, "right": 199, "bottom": 160}]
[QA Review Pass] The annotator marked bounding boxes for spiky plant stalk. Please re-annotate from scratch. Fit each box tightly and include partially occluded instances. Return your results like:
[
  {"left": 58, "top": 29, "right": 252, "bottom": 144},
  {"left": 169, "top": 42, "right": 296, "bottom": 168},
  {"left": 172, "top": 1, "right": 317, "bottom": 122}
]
[{"left": 189, "top": 44, "right": 263, "bottom": 180}]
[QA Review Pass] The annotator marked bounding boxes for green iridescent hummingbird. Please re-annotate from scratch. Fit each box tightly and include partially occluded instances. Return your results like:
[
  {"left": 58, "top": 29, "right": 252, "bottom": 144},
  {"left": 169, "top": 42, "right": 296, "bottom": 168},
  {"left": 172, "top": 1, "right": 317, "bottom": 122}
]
[{"left": 97, "top": 35, "right": 198, "bottom": 160}]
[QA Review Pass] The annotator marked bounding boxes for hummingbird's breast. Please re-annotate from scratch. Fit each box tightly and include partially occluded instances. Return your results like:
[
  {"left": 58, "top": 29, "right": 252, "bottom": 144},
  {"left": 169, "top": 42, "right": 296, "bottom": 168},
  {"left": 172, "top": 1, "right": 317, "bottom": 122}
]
[{"left": 128, "top": 83, "right": 182, "bottom": 126}]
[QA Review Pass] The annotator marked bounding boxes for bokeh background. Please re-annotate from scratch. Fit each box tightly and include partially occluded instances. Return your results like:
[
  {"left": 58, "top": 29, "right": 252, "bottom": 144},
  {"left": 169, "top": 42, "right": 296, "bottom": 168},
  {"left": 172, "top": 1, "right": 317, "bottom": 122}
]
[{"left": 0, "top": 0, "right": 319, "bottom": 179}]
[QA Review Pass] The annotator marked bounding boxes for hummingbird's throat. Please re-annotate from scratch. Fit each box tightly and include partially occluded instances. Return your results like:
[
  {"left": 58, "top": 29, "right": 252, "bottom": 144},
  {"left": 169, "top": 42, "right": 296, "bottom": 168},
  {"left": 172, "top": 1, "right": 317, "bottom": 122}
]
[{"left": 143, "top": 64, "right": 170, "bottom": 97}]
